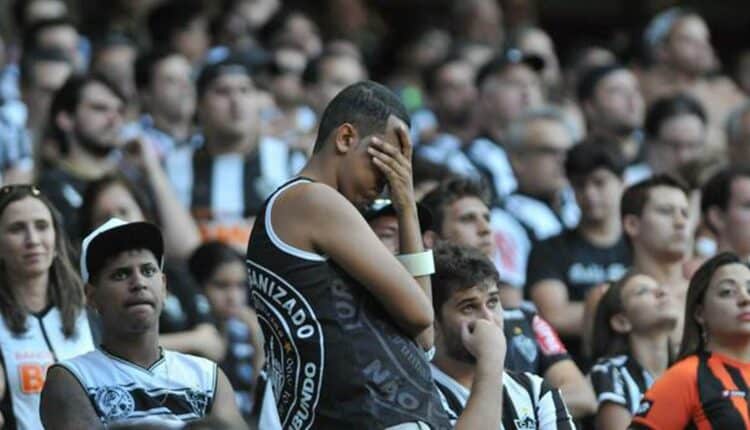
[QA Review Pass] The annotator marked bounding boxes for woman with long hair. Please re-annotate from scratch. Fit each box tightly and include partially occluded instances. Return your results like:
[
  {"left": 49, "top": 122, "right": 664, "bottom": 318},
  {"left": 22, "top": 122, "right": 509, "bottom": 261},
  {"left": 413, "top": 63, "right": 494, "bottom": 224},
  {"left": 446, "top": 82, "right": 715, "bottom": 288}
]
[
  {"left": 632, "top": 252, "right": 750, "bottom": 428},
  {"left": 589, "top": 272, "right": 678, "bottom": 429},
  {"left": 188, "top": 241, "right": 265, "bottom": 423},
  {"left": 0, "top": 184, "right": 94, "bottom": 429}
]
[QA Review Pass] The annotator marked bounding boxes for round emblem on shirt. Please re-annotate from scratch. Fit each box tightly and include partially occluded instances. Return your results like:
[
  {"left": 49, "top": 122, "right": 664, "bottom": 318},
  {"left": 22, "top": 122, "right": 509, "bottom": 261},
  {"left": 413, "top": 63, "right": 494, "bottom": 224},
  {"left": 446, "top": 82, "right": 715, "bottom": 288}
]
[
  {"left": 94, "top": 386, "right": 135, "bottom": 420},
  {"left": 512, "top": 334, "right": 538, "bottom": 364}
]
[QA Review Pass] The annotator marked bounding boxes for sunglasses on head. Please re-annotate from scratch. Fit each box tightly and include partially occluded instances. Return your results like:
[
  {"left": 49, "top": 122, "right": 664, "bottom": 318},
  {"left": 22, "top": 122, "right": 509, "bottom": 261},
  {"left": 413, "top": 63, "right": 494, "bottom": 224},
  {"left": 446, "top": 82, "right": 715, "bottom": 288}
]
[{"left": 0, "top": 184, "right": 42, "bottom": 210}]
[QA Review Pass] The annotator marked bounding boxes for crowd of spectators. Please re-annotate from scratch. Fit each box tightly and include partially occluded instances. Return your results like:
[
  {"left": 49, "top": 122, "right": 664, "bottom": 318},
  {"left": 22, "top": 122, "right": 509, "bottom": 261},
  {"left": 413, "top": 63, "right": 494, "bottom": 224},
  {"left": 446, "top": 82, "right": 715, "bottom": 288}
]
[{"left": 2, "top": 0, "right": 750, "bottom": 429}]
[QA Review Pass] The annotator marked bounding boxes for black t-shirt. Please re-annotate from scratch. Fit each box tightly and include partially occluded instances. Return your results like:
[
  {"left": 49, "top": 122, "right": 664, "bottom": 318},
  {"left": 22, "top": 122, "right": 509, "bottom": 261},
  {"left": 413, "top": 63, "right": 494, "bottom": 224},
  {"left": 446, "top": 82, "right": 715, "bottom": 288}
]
[
  {"left": 526, "top": 229, "right": 631, "bottom": 302},
  {"left": 504, "top": 305, "right": 570, "bottom": 376},
  {"left": 37, "top": 165, "right": 92, "bottom": 241}
]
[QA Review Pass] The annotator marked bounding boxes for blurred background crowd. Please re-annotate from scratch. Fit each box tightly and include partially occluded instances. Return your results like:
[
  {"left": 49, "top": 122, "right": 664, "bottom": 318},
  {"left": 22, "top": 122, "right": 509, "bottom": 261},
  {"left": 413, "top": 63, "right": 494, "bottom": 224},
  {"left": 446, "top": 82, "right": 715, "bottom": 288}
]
[{"left": 2, "top": 0, "right": 750, "bottom": 428}]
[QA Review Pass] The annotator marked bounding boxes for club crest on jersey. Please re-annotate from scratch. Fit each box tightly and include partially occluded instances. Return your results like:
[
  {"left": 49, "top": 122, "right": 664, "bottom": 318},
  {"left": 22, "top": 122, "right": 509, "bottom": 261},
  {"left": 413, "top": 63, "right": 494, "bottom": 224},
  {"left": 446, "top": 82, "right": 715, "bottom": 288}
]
[
  {"left": 514, "top": 414, "right": 536, "bottom": 430},
  {"left": 512, "top": 334, "right": 538, "bottom": 364},
  {"left": 94, "top": 386, "right": 135, "bottom": 420}
]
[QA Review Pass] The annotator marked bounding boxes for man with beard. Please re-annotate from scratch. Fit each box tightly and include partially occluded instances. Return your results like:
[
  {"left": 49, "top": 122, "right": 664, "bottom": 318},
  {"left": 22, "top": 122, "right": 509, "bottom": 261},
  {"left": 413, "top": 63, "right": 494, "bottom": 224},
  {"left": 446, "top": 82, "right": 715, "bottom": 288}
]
[
  {"left": 37, "top": 74, "right": 127, "bottom": 239},
  {"left": 430, "top": 243, "right": 576, "bottom": 429},
  {"left": 414, "top": 56, "right": 482, "bottom": 182},
  {"left": 577, "top": 64, "right": 646, "bottom": 168}
]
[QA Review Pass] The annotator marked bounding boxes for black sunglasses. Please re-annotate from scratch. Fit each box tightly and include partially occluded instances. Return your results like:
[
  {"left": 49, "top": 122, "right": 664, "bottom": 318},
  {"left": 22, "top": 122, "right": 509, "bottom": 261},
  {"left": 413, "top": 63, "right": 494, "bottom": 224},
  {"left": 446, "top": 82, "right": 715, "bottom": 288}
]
[{"left": 0, "top": 184, "right": 42, "bottom": 211}]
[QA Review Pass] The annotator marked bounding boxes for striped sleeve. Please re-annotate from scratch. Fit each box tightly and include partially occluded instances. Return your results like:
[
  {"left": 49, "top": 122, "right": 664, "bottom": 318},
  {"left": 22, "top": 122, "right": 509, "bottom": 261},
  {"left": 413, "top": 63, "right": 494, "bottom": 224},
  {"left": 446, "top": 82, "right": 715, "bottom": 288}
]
[
  {"left": 590, "top": 359, "right": 629, "bottom": 409},
  {"left": 532, "top": 374, "right": 575, "bottom": 430},
  {"left": 0, "top": 121, "right": 32, "bottom": 171}
]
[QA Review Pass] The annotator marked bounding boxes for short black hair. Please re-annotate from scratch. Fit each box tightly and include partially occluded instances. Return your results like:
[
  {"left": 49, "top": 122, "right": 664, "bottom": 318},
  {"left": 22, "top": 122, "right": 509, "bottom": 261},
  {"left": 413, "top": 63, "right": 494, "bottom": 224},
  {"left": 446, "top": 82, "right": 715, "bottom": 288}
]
[
  {"left": 91, "top": 32, "right": 135, "bottom": 60},
  {"left": 644, "top": 93, "right": 706, "bottom": 139},
  {"left": 134, "top": 48, "right": 180, "bottom": 91},
  {"left": 565, "top": 139, "right": 626, "bottom": 181},
  {"left": 620, "top": 174, "right": 688, "bottom": 220},
  {"left": 23, "top": 16, "right": 77, "bottom": 53},
  {"left": 312, "top": 80, "right": 410, "bottom": 153},
  {"left": 188, "top": 241, "right": 244, "bottom": 287},
  {"left": 147, "top": 0, "right": 206, "bottom": 48},
  {"left": 19, "top": 47, "right": 70, "bottom": 89},
  {"left": 79, "top": 174, "right": 154, "bottom": 238},
  {"left": 196, "top": 58, "right": 253, "bottom": 99},
  {"left": 431, "top": 242, "right": 500, "bottom": 318},
  {"left": 700, "top": 167, "right": 750, "bottom": 233},
  {"left": 49, "top": 74, "right": 126, "bottom": 153},
  {"left": 422, "top": 54, "right": 466, "bottom": 95},
  {"left": 420, "top": 178, "right": 490, "bottom": 236},
  {"left": 576, "top": 63, "right": 625, "bottom": 102}
]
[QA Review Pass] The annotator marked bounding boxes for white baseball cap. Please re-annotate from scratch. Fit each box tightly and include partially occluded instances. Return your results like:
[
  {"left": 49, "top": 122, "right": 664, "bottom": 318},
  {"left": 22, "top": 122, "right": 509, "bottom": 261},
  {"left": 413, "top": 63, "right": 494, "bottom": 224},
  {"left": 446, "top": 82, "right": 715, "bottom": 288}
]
[{"left": 80, "top": 218, "right": 164, "bottom": 283}]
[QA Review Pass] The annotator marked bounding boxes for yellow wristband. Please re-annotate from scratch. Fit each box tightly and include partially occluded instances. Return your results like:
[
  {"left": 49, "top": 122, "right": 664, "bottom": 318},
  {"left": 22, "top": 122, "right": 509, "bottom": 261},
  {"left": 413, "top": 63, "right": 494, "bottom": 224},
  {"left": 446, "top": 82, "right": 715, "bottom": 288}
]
[{"left": 396, "top": 250, "right": 435, "bottom": 277}]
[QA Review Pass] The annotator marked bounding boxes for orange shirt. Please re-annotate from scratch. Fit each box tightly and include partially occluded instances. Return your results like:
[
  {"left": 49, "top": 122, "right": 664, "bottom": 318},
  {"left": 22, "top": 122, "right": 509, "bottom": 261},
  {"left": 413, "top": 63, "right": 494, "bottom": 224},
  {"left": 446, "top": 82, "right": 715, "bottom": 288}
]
[{"left": 632, "top": 352, "right": 750, "bottom": 429}]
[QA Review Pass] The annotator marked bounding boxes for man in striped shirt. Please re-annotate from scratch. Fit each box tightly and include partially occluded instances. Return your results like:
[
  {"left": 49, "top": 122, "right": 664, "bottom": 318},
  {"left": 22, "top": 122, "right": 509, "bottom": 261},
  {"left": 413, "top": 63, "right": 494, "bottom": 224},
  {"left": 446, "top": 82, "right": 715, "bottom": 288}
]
[{"left": 431, "top": 243, "right": 576, "bottom": 429}]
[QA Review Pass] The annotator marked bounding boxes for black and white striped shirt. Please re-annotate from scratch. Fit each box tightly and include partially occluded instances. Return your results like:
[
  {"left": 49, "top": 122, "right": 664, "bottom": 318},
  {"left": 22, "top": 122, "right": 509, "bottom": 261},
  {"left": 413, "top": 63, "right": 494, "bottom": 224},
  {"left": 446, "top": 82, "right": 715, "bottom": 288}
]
[
  {"left": 432, "top": 365, "right": 576, "bottom": 429},
  {"left": 165, "top": 135, "right": 305, "bottom": 248},
  {"left": 0, "top": 113, "right": 32, "bottom": 182},
  {"left": 590, "top": 354, "right": 653, "bottom": 415}
]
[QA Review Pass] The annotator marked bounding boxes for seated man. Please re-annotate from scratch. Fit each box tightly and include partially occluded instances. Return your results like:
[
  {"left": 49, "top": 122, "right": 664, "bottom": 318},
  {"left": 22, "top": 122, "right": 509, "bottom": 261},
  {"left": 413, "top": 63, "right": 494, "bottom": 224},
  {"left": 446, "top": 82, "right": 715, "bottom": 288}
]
[
  {"left": 40, "top": 219, "right": 245, "bottom": 429},
  {"left": 418, "top": 177, "right": 596, "bottom": 418},
  {"left": 430, "top": 243, "right": 576, "bottom": 429}
]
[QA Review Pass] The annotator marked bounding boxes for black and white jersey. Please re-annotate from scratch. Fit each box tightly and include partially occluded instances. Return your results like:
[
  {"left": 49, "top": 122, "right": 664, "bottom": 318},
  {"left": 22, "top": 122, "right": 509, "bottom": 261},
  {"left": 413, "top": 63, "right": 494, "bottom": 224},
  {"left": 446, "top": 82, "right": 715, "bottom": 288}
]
[
  {"left": 246, "top": 177, "right": 453, "bottom": 430},
  {"left": 0, "top": 308, "right": 94, "bottom": 430},
  {"left": 504, "top": 190, "right": 580, "bottom": 244},
  {"left": 165, "top": 135, "right": 305, "bottom": 249},
  {"left": 432, "top": 365, "right": 576, "bottom": 430},
  {"left": 0, "top": 112, "right": 32, "bottom": 181},
  {"left": 55, "top": 348, "right": 217, "bottom": 426},
  {"left": 590, "top": 354, "right": 653, "bottom": 415}
]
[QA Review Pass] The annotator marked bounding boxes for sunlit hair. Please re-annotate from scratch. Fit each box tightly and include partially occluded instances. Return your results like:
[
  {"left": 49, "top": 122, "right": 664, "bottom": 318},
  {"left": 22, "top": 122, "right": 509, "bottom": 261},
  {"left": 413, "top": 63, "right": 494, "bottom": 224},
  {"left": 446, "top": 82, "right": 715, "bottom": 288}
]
[
  {"left": 0, "top": 185, "right": 85, "bottom": 337},
  {"left": 678, "top": 252, "right": 748, "bottom": 360}
]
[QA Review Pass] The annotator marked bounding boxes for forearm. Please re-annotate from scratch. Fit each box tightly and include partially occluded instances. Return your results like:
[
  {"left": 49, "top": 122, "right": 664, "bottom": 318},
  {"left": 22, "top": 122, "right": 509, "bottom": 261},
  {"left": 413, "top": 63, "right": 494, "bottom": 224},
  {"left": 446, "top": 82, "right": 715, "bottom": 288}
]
[
  {"left": 143, "top": 161, "right": 201, "bottom": 260},
  {"left": 454, "top": 362, "right": 503, "bottom": 430},
  {"left": 559, "top": 378, "right": 597, "bottom": 418},
  {"left": 541, "top": 301, "right": 584, "bottom": 338},
  {"left": 397, "top": 204, "right": 433, "bottom": 350}
]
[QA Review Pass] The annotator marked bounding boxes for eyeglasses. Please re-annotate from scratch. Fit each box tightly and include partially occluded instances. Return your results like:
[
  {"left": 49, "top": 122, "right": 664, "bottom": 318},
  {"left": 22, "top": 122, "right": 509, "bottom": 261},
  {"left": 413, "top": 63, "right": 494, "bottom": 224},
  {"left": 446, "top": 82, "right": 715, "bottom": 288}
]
[{"left": 0, "top": 184, "right": 42, "bottom": 211}]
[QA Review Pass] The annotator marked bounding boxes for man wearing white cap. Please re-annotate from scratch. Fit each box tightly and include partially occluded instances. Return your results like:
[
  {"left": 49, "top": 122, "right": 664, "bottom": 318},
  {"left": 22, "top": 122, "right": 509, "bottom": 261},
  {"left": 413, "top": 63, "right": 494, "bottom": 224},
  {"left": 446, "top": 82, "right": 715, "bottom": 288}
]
[{"left": 39, "top": 218, "right": 245, "bottom": 429}]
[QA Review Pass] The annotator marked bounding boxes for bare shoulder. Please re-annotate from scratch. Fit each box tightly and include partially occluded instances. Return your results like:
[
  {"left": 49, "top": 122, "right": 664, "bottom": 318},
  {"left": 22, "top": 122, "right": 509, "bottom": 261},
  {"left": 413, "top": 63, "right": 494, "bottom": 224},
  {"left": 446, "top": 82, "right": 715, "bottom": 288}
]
[
  {"left": 41, "top": 365, "right": 101, "bottom": 429},
  {"left": 269, "top": 181, "right": 360, "bottom": 253},
  {"left": 277, "top": 181, "right": 352, "bottom": 214}
]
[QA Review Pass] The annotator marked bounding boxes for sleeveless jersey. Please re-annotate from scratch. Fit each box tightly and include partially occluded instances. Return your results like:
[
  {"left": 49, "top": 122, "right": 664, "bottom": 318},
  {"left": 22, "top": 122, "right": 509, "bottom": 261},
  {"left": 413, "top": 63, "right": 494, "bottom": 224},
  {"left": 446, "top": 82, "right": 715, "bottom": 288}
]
[
  {"left": 55, "top": 348, "right": 217, "bottom": 426},
  {"left": 246, "top": 178, "right": 453, "bottom": 430},
  {"left": 0, "top": 307, "right": 94, "bottom": 430}
]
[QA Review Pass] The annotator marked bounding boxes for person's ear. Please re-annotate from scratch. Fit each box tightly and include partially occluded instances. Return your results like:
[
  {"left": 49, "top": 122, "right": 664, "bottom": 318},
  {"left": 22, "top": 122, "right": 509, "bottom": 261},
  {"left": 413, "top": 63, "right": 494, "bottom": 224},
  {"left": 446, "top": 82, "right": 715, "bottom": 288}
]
[
  {"left": 55, "top": 111, "right": 74, "bottom": 134},
  {"left": 694, "top": 303, "right": 705, "bottom": 327},
  {"left": 422, "top": 230, "right": 439, "bottom": 250},
  {"left": 609, "top": 313, "right": 632, "bottom": 334},
  {"left": 85, "top": 283, "right": 98, "bottom": 313},
  {"left": 622, "top": 213, "right": 640, "bottom": 239},
  {"left": 333, "top": 123, "right": 358, "bottom": 154},
  {"left": 707, "top": 206, "right": 726, "bottom": 235},
  {"left": 582, "top": 99, "right": 597, "bottom": 120},
  {"left": 160, "top": 272, "right": 168, "bottom": 300}
]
